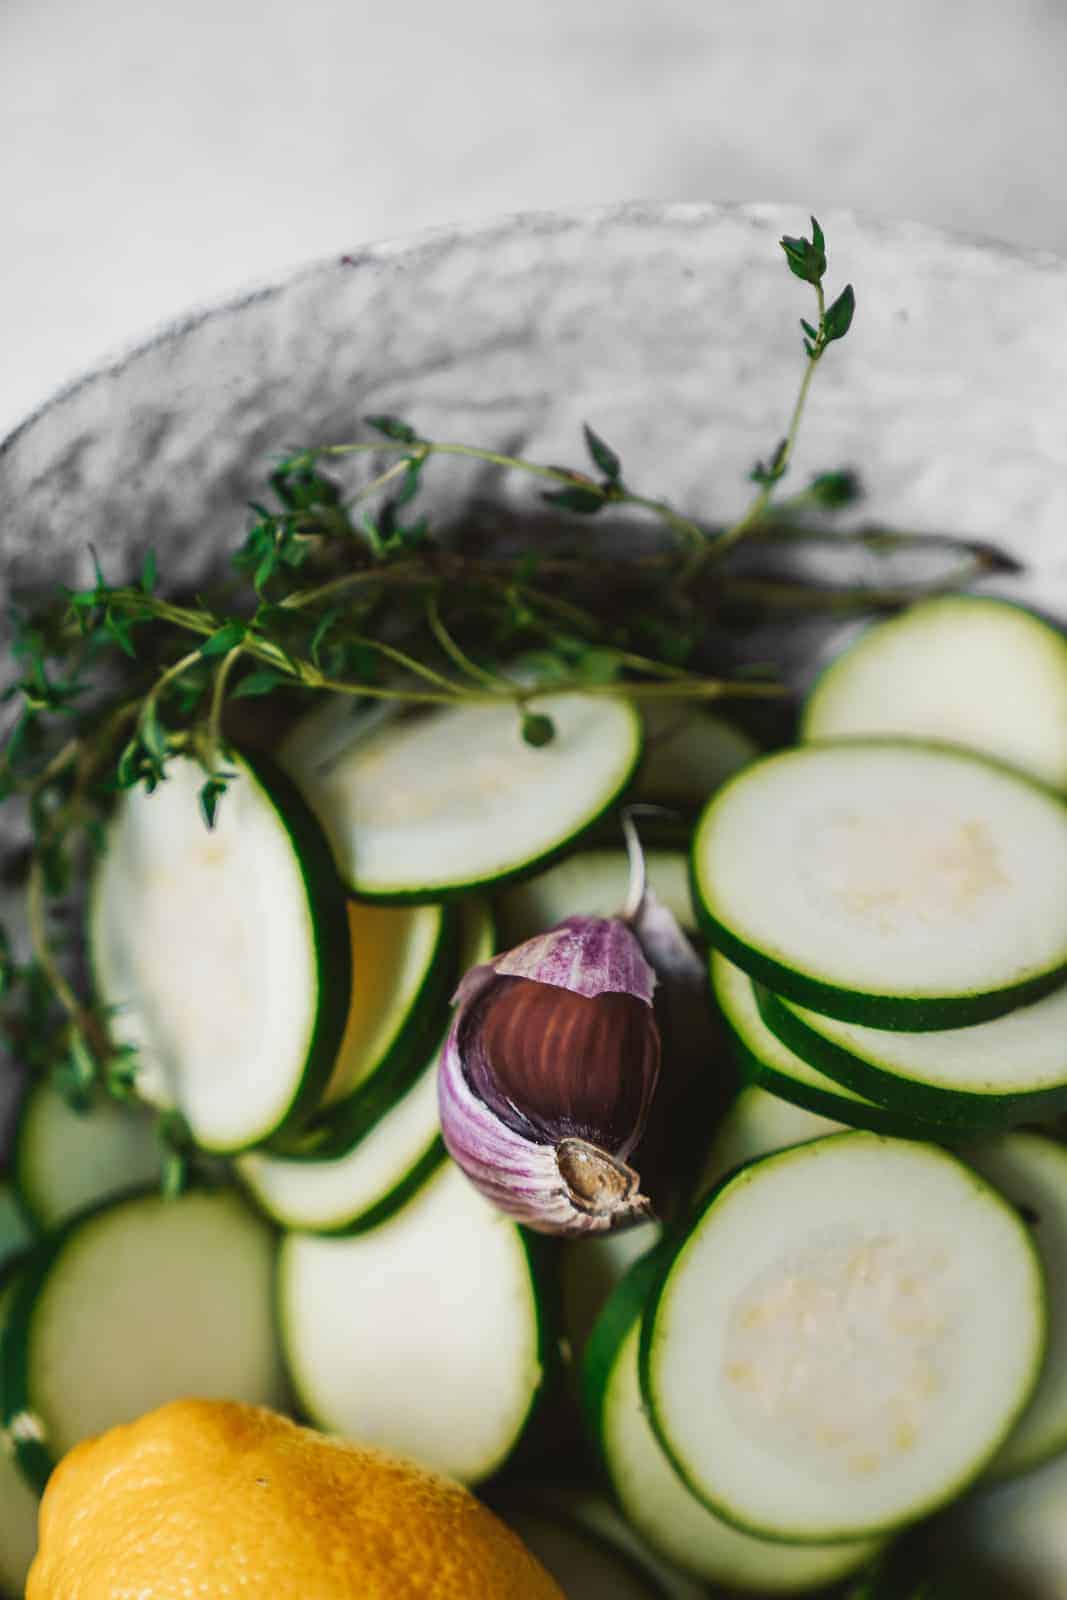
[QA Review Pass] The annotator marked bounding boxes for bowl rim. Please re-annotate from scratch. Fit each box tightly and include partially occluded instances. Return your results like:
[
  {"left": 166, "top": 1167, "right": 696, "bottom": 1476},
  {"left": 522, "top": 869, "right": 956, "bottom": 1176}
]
[{"left": 5, "top": 197, "right": 1066, "bottom": 465}]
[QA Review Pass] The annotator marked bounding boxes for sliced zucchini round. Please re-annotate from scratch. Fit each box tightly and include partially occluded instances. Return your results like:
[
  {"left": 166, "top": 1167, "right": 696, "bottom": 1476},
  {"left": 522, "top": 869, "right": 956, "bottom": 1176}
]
[
  {"left": 634, "top": 704, "right": 758, "bottom": 810},
  {"left": 693, "top": 741, "right": 1067, "bottom": 1029},
  {"left": 711, "top": 953, "right": 947, "bottom": 1137},
  {"left": 760, "top": 979, "right": 1067, "bottom": 1131},
  {"left": 277, "top": 1157, "right": 548, "bottom": 1485},
  {"left": 697, "top": 1083, "right": 848, "bottom": 1199},
  {"left": 1, "top": 1186, "right": 287, "bottom": 1491},
  {"left": 584, "top": 1249, "right": 881, "bottom": 1592},
  {"left": 641, "top": 1133, "right": 1046, "bottom": 1543},
  {"left": 965, "top": 1132, "right": 1067, "bottom": 1479},
  {"left": 239, "top": 901, "right": 493, "bottom": 1233},
  {"left": 802, "top": 596, "right": 1067, "bottom": 792},
  {"left": 560, "top": 1219, "right": 662, "bottom": 1374},
  {"left": 13, "top": 1080, "right": 162, "bottom": 1230},
  {"left": 0, "top": 1267, "right": 41, "bottom": 1598},
  {"left": 931, "top": 1445, "right": 1067, "bottom": 1599},
  {"left": 280, "top": 692, "right": 641, "bottom": 901},
  {"left": 499, "top": 1495, "right": 687, "bottom": 1600},
  {"left": 89, "top": 752, "right": 351, "bottom": 1152},
  {"left": 496, "top": 846, "right": 694, "bottom": 947},
  {"left": 0, "top": 1178, "right": 34, "bottom": 1274},
  {"left": 277, "top": 898, "right": 456, "bottom": 1157}
]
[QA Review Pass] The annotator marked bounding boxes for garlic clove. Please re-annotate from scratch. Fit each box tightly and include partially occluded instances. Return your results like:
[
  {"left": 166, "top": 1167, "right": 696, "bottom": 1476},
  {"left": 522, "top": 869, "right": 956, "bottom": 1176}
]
[
  {"left": 462, "top": 977, "right": 660, "bottom": 1158},
  {"left": 438, "top": 913, "right": 663, "bottom": 1236}
]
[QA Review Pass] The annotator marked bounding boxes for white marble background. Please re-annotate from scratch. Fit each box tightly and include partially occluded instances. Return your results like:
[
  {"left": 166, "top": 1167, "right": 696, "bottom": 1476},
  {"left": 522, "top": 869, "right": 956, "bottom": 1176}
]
[{"left": 2, "top": 0, "right": 1065, "bottom": 440}]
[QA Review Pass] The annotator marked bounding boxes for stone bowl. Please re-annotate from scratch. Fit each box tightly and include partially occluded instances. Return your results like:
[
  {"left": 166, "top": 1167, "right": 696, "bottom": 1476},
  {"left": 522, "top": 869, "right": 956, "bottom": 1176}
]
[
  {"left": 3, "top": 201, "right": 1065, "bottom": 628},
  {"left": 1, "top": 200, "right": 1065, "bottom": 1122}
]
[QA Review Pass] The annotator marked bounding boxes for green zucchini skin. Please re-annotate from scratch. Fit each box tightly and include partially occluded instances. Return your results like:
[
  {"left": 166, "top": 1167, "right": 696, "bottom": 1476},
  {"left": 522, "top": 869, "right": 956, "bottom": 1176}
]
[
  {"left": 582, "top": 1246, "right": 670, "bottom": 1458},
  {"left": 87, "top": 748, "right": 354, "bottom": 1154},
  {"left": 0, "top": 1253, "right": 41, "bottom": 1600},
  {"left": 314, "top": 1138, "right": 448, "bottom": 1238},
  {"left": 0, "top": 1229, "right": 65, "bottom": 1493},
  {"left": 267, "top": 902, "right": 459, "bottom": 1161},
  {"left": 800, "top": 595, "right": 1067, "bottom": 795},
  {"left": 0, "top": 1181, "right": 282, "bottom": 1495},
  {"left": 277, "top": 1160, "right": 557, "bottom": 1488},
  {"left": 693, "top": 872, "right": 1067, "bottom": 1031},
  {"left": 342, "top": 751, "right": 644, "bottom": 905},
  {"left": 690, "top": 740, "right": 1067, "bottom": 1033},
  {"left": 297, "top": 699, "right": 644, "bottom": 905},
  {"left": 758, "top": 989, "right": 1067, "bottom": 1132},
  {"left": 637, "top": 1135, "right": 1046, "bottom": 1546},
  {"left": 237, "top": 750, "right": 354, "bottom": 1145},
  {"left": 710, "top": 956, "right": 958, "bottom": 1140}
]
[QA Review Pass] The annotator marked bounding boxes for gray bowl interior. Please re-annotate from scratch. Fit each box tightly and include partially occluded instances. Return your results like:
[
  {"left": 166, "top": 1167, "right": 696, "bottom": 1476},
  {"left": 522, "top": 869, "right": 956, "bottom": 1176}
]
[{"left": 3, "top": 202, "right": 1066, "bottom": 631}]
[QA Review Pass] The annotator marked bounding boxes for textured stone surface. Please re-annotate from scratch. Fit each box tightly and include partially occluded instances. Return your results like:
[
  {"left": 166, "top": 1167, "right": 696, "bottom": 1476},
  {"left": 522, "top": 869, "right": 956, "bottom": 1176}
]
[{"left": 2, "top": 203, "right": 1065, "bottom": 626}]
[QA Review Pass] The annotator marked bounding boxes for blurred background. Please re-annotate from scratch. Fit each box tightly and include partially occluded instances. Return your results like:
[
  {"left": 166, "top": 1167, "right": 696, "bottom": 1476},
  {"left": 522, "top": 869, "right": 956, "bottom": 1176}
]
[{"left": 3, "top": 0, "right": 1065, "bottom": 439}]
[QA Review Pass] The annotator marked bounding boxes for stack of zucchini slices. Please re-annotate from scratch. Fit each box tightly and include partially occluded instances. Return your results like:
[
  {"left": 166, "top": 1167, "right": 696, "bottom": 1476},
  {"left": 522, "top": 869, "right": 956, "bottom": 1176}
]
[
  {"left": 4, "top": 595, "right": 1067, "bottom": 1597},
  {"left": 648, "top": 595, "right": 1067, "bottom": 1589}
]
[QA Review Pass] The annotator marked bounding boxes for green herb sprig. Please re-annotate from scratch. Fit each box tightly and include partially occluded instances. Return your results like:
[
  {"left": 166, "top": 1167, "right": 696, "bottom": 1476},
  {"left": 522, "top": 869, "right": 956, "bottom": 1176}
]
[{"left": 0, "top": 218, "right": 1012, "bottom": 1131}]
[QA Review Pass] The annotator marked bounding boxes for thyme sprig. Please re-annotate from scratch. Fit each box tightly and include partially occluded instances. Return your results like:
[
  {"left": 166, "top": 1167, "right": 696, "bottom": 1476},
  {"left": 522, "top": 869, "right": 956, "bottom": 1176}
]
[{"left": 0, "top": 217, "right": 1012, "bottom": 1135}]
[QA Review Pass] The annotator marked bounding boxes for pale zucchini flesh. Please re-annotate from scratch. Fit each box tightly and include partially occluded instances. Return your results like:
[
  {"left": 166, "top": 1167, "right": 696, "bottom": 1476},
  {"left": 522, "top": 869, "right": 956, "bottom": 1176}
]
[
  {"left": 697, "top": 1083, "right": 848, "bottom": 1199},
  {"left": 90, "top": 752, "right": 351, "bottom": 1152},
  {"left": 277, "top": 1158, "right": 546, "bottom": 1485},
  {"left": 693, "top": 741, "right": 1067, "bottom": 1028},
  {"left": 763, "top": 979, "right": 1067, "bottom": 1129},
  {"left": 280, "top": 692, "right": 642, "bottom": 900},
  {"left": 14, "top": 1080, "right": 162, "bottom": 1230},
  {"left": 634, "top": 704, "right": 758, "bottom": 810},
  {"left": 965, "top": 1133, "right": 1067, "bottom": 1479},
  {"left": 560, "top": 1220, "right": 663, "bottom": 1374},
  {"left": 239, "top": 1065, "right": 445, "bottom": 1235},
  {"left": 588, "top": 1253, "right": 880, "bottom": 1591},
  {"left": 802, "top": 596, "right": 1067, "bottom": 792},
  {"left": 319, "top": 900, "right": 450, "bottom": 1110},
  {"left": 496, "top": 847, "right": 695, "bottom": 947},
  {"left": 2, "top": 1187, "right": 288, "bottom": 1491},
  {"left": 641, "top": 1133, "right": 1046, "bottom": 1543},
  {"left": 239, "top": 901, "right": 495, "bottom": 1232}
]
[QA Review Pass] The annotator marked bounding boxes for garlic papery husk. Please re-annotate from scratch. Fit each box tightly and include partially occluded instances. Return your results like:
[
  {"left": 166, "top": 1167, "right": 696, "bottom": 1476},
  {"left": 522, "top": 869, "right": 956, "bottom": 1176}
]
[{"left": 437, "top": 916, "right": 660, "bottom": 1236}]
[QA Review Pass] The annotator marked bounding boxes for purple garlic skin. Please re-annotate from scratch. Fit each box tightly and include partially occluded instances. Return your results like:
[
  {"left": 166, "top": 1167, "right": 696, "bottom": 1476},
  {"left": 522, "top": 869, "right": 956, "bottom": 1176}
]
[{"left": 438, "top": 915, "right": 661, "bottom": 1236}]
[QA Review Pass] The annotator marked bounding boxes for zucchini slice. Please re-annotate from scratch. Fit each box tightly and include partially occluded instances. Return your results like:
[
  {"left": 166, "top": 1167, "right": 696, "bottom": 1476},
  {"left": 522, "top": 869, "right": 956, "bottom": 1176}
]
[
  {"left": 0, "top": 1267, "right": 40, "bottom": 1599},
  {"left": 277, "top": 898, "right": 455, "bottom": 1157},
  {"left": 499, "top": 1492, "right": 702, "bottom": 1600},
  {"left": 277, "top": 1157, "right": 548, "bottom": 1485},
  {"left": 634, "top": 704, "right": 758, "bottom": 810},
  {"left": 0, "top": 1179, "right": 34, "bottom": 1274},
  {"left": 711, "top": 953, "right": 947, "bottom": 1137},
  {"left": 965, "top": 1132, "right": 1067, "bottom": 1479},
  {"left": 90, "top": 752, "right": 351, "bottom": 1152},
  {"left": 13, "top": 1080, "right": 162, "bottom": 1230},
  {"left": 760, "top": 979, "right": 1067, "bottom": 1131},
  {"left": 641, "top": 1133, "right": 1046, "bottom": 1543},
  {"left": 697, "top": 1083, "right": 848, "bottom": 1198},
  {"left": 280, "top": 693, "right": 641, "bottom": 901},
  {"left": 238, "top": 901, "right": 493, "bottom": 1233},
  {"left": 584, "top": 1249, "right": 881, "bottom": 1592},
  {"left": 693, "top": 741, "right": 1067, "bottom": 1029},
  {"left": 496, "top": 847, "right": 695, "bottom": 947},
  {"left": 560, "top": 1219, "right": 662, "bottom": 1374},
  {"left": 802, "top": 596, "right": 1067, "bottom": 792},
  {"left": 932, "top": 1446, "right": 1067, "bottom": 1599},
  {"left": 1, "top": 1186, "right": 287, "bottom": 1491}
]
